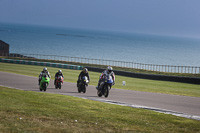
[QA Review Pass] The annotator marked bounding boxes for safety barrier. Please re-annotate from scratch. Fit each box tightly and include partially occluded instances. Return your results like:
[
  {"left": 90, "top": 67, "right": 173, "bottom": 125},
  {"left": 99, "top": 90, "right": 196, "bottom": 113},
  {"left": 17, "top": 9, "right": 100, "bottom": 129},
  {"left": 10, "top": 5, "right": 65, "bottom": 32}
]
[
  {"left": 86, "top": 66, "right": 200, "bottom": 85},
  {"left": 0, "top": 58, "right": 83, "bottom": 70}
]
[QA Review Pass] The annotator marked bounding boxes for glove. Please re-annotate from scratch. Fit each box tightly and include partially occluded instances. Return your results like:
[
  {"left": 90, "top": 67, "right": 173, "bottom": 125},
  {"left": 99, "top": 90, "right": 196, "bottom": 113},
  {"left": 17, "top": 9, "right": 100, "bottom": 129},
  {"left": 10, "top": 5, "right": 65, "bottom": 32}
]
[{"left": 113, "top": 81, "right": 115, "bottom": 85}]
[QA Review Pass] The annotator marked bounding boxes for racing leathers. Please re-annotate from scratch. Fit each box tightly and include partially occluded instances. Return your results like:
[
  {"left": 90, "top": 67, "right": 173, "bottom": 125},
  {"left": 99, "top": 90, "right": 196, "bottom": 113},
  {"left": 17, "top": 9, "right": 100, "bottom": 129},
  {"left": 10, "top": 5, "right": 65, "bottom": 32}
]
[
  {"left": 38, "top": 70, "right": 51, "bottom": 85},
  {"left": 54, "top": 72, "right": 64, "bottom": 85}
]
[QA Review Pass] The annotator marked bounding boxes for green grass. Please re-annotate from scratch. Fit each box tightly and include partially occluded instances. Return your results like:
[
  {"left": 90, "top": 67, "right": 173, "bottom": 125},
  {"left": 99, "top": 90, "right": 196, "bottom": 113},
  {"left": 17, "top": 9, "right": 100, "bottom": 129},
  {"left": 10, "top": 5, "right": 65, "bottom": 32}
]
[
  {"left": 0, "top": 86, "right": 200, "bottom": 132},
  {"left": 0, "top": 62, "right": 200, "bottom": 97}
]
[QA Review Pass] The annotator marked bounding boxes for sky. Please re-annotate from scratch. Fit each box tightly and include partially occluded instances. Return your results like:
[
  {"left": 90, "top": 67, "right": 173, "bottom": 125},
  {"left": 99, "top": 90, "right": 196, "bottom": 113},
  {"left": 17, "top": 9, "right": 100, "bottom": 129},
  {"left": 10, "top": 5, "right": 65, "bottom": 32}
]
[{"left": 0, "top": 0, "right": 200, "bottom": 38}]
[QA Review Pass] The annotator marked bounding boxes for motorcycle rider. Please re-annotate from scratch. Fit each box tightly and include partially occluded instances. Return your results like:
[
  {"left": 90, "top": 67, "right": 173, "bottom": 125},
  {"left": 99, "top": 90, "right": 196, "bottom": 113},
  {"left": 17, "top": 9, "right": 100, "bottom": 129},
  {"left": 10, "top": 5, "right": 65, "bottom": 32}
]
[
  {"left": 77, "top": 68, "right": 90, "bottom": 87},
  {"left": 96, "top": 66, "right": 115, "bottom": 89},
  {"left": 54, "top": 70, "right": 64, "bottom": 85},
  {"left": 38, "top": 67, "right": 51, "bottom": 85}
]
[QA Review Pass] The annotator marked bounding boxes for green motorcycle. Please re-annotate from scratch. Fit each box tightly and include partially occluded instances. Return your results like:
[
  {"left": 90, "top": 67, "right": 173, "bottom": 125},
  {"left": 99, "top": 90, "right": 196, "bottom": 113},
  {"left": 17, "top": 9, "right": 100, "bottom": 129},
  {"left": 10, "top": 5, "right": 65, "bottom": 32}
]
[{"left": 40, "top": 74, "right": 50, "bottom": 91}]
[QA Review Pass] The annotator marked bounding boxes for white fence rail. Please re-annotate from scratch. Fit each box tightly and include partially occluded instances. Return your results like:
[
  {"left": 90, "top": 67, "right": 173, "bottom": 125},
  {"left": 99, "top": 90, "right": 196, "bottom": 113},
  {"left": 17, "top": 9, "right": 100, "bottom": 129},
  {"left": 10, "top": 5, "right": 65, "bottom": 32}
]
[{"left": 1, "top": 53, "right": 200, "bottom": 74}]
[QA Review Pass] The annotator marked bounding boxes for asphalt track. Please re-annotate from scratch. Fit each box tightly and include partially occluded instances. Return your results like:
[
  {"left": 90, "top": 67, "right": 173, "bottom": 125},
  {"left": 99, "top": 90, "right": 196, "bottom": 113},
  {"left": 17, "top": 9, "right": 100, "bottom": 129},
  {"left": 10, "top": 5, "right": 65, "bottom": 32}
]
[{"left": 0, "top": 71, "right": 200, "bottom": 120}]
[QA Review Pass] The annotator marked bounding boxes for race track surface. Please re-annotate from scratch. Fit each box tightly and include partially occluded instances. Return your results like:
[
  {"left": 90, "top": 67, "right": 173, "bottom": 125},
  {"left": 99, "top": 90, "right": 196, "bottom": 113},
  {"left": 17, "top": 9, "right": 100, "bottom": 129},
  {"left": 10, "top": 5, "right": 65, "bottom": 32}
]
[{"left": 0, "top": 71, "right": 200, "bottom": 120}]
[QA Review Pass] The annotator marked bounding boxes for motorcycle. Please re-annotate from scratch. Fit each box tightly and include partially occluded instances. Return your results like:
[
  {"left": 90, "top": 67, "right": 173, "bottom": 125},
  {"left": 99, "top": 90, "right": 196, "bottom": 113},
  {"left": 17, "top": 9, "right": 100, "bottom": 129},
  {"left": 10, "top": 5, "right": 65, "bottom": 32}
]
[
  {"left": 39, "top": 74, "right": 50, "bottom": 91},
  {"left": 78, "top": 76, "right": 89, "bottom": 93},
  {"left": 97, "top": 74, "right": 113, "bottom": 98},
  {"left": 55, "top": 76, "right": 64, "bottom": 89}
]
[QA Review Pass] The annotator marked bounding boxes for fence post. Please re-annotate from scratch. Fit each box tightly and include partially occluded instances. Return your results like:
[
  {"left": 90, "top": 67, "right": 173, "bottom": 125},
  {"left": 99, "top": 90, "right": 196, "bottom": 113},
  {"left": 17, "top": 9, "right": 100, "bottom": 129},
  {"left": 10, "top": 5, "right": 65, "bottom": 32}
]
[
  {"left": 192, "top": 67, "right": 194, "bottom": 74},
  {"left": 153, "top": 64, "right": 155, "bottom": 71},
  {"left": 195, "top": 67, "right": 197, "bottom": 74}
]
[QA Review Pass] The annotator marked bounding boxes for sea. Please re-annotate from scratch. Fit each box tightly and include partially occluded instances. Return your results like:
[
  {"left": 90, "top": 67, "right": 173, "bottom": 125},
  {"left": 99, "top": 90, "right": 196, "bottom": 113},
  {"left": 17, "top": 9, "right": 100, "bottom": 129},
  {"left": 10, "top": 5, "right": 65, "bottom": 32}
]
[{"left": 0, "top": 22, "right": 200, "bottom": 66}]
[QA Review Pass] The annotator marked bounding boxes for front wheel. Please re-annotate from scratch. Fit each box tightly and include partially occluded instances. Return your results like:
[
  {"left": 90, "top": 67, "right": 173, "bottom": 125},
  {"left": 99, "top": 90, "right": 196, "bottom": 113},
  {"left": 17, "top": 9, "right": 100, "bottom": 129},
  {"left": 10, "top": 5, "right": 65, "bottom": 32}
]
[
  {"left": 97, "top": 90, "right": 102, "bottom": 97},
  {"left": 82, "top": 85, "right": 86, "bottom": 93},
  {"left": 78, "top": 86, "right": 81, "bottom": 93},
  {"left": 104, "top": 85, "right": 110, "bottom": 98},
  {"left": 43, "top": 83, "right": 48, "bottom": 91},
  {"left": 58, "top": 82, "right": 61, "bottom": 89}
]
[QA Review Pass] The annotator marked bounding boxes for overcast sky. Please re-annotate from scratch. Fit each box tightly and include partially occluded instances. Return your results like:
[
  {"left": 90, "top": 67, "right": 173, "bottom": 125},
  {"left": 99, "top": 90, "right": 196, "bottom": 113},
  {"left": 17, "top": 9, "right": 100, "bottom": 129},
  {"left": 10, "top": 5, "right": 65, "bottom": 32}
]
[{"left": 0, "top": 0, "right": 200, "bottom": 38}]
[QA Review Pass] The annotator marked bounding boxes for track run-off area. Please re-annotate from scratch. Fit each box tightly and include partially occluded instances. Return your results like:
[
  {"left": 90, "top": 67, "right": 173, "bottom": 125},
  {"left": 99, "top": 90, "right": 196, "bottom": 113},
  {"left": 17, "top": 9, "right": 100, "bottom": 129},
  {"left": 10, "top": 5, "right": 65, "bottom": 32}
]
[{"left": 0, "top": 71, "right": 200, "bottom": 120}]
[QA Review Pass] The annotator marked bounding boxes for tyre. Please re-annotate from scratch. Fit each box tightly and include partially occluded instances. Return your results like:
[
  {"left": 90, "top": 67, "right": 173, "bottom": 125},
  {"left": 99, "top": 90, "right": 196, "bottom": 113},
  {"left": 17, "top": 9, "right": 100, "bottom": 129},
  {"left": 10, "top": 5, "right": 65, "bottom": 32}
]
[
  {"left": 58, "top": 82, "right": 61, "bottom": 89},
  {"left": 78, "top": 87, "right": 81, "bottom": 93},
  {"left": 39, "top": 86, "right": 42, "bottom": 91},
  {"left": 43, "top": 83, "right": 47, "bottom": 92},
  {"left": 104, "top": 85, "right": 110, "bottom": 98},
  {"left": 97, "top": 90, "right": 102, "bottom": 97},
  {"left": 82, "top": 85, "right": 86, "bottom": 93}
]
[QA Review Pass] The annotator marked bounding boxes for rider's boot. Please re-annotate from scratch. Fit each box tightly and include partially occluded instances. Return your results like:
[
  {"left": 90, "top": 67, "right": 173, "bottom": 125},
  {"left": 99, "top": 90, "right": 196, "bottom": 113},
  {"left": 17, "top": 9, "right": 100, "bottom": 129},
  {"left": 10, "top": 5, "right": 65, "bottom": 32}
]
[{"left": 96, "top": 81, "right": 100, "bottom": 90}]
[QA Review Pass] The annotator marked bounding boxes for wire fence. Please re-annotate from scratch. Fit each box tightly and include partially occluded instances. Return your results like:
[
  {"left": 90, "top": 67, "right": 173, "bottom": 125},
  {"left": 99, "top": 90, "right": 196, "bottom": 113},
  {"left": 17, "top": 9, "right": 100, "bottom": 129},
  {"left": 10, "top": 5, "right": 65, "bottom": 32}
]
[{"left": 1, "top": 53, "right": 200, "bottom": 74}]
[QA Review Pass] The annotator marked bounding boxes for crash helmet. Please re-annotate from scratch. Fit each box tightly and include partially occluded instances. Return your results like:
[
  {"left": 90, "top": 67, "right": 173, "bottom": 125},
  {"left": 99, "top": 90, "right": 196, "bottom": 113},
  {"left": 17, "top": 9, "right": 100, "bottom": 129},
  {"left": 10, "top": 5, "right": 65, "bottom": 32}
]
[
  {"left": 43, "top": 67, "right": 47, "bottom": 71},
  {"left": 107, "top": 66, "right": 113, "bottom": 73},
  {"left": 83, "top": 68, "right": 88, "bottom": 73},
  {"left": 58, "top": 70, "right": 62, "bottom": 73}
]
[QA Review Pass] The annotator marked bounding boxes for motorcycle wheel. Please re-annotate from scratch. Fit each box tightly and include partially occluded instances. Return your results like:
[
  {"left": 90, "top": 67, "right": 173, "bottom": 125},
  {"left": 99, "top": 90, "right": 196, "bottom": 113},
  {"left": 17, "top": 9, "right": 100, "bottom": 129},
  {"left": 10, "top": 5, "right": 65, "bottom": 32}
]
[
  {"left": 97, "top": 90, "right": 102, "bottom": 97},
  {"left": 43, "top": 83, "right": 47, "bottom": 92},
  {"left": 104, "top": 85, "right": 110, "bottom": 98},
  {"left": 78, "top": 86, "right": 81, "bottom": 93},
  {"left": 58, "top": 82, "right": 61, "bottom": 89},
  {"left": 39, "top": 84, "right": 42, "bottom": 91},
  {"left": 82, "top": 85, "right": 86, "bottom": 93}
]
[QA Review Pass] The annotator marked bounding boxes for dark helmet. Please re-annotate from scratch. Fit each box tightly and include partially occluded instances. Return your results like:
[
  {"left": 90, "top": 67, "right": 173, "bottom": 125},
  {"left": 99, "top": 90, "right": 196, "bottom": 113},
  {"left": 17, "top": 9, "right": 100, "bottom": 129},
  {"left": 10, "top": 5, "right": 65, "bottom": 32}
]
[
  {"left": 83, "top": 68, "right": 88, "bottom": 73},
  {"left": 107, "top": 66, "right": 113, "bottom": 73}
]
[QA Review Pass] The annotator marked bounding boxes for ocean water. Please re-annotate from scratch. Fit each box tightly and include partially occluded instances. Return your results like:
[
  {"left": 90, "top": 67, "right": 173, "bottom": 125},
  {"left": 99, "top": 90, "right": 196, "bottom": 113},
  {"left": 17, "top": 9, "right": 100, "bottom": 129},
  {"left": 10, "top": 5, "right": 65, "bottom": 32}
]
[{"left": 0, "top": 22, "right": 200, "bottom": 66}]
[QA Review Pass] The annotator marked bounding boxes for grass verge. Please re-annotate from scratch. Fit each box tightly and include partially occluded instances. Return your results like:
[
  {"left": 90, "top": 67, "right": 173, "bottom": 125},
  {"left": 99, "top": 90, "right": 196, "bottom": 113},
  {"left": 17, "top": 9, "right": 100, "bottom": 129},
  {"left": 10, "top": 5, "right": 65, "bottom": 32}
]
[
  {"left": 0, "top": 62, "right": 200, "bottom": 97},
  {"left": 0, "top": 86, "right": 200, "bottom": 132}
]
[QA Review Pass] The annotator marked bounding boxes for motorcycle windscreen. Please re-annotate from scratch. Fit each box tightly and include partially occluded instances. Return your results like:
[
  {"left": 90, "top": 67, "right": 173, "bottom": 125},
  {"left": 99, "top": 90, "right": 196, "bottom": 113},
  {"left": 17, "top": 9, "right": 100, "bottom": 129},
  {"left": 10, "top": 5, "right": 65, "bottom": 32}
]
[{"left": 107, "top": 78, "right": 113, "bottom": 84}]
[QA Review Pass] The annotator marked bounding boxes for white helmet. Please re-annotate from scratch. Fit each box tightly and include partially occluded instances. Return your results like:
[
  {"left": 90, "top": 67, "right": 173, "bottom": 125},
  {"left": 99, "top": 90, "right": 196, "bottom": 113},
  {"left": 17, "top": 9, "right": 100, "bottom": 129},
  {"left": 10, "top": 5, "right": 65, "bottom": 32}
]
[
  {"left": 107, "top": 66, "right": 113, "bottom": 73},
  {"left": 83, "top": 68, "right": 88, "bottom": 73},
  {"left": 58, "top": 70, "right": 62, "bottom": 73},
  {"left": 43, "top": 67, "right": 47, "bottom": 71}
]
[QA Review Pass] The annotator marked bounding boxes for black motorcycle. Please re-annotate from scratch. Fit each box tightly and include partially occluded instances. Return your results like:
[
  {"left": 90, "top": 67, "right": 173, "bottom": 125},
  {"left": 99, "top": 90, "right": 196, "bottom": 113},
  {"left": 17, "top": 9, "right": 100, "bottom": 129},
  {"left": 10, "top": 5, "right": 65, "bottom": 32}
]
[{"left": 78, "top": 76, "right": 89, "bottom": 93}]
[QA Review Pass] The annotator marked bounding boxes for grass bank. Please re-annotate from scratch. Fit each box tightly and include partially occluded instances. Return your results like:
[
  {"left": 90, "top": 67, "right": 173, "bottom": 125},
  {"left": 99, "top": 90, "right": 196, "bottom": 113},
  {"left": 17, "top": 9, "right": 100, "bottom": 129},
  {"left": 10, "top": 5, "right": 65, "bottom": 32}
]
[
  {"left": 0, "top": 62, "right": 200, "bottom": 97},
  {"left": 0, "top": 86, "right": 200, "bottom": 132}
]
